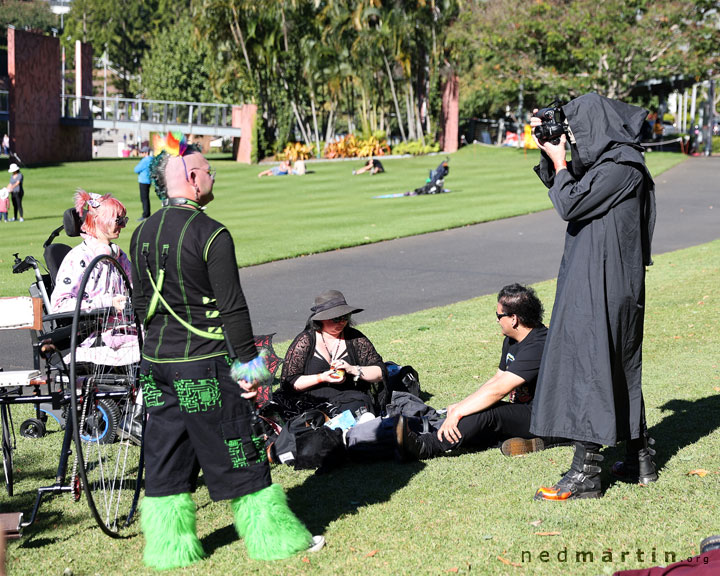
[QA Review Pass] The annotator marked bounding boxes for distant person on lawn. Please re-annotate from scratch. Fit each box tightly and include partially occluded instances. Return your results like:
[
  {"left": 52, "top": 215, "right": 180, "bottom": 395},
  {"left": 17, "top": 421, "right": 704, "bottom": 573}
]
[
  {"left": 352, "top": 157, "right": 384, "bottom": 175},
  {"left": 133, "top": 147, "right": 153, "bottom": 221}
]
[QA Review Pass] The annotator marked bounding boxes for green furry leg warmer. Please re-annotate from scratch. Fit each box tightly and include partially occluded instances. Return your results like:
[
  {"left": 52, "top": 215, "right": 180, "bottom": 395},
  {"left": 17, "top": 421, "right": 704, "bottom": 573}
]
[
  {"left": 141, "top": 493, "right": 205, "bottom": 570},
  {"left": 231, "top": 484, "right": 312, "bottom": 561}
]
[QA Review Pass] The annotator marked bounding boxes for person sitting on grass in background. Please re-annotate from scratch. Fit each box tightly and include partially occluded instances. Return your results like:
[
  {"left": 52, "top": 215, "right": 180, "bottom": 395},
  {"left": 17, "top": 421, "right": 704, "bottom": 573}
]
[
  {"left": 396, "top": 284, "right": 565, "bottom": 459},
  {"left": 291, "top": 159, "right": 307, "bottom": 175},
  {"left": 258, "top": 160, "right": 291, "bottom": 178},
  {"left": 352, "top": 157, "right": 384, "bottom": 175}
]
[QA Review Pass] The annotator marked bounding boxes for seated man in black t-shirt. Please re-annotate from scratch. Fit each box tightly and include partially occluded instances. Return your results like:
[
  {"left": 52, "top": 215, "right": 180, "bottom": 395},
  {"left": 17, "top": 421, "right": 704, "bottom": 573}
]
[{"left": 398, "top": 284, "right": 564, "bottom": 459}]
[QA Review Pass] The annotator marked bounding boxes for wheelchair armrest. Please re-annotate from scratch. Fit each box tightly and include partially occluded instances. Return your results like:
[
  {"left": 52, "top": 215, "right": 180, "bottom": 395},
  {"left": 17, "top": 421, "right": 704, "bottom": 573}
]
[
  {"left": 43, "top": 311, "right": 75, "bottom": 323},
  {"left": 43, "top": 307, "right": 114, "bottom": 323}
]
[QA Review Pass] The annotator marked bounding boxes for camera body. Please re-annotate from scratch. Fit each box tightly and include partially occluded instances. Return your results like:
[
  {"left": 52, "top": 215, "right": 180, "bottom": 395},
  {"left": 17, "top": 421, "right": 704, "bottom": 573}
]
[{"left": 533, "top": 103, "right": 566, "bottom": 145}]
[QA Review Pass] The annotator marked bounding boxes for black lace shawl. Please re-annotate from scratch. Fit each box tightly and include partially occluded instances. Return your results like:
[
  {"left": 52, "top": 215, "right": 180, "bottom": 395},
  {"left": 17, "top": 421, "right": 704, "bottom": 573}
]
[{"left": 280, "top": 327, "right": 388, "bottom": 408}]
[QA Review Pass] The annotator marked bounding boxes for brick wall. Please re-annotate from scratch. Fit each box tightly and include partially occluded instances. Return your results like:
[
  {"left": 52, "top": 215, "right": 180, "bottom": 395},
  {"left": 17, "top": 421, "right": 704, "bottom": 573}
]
[{"left": 8, "top": 29, "right": 92, "bottom": 164}]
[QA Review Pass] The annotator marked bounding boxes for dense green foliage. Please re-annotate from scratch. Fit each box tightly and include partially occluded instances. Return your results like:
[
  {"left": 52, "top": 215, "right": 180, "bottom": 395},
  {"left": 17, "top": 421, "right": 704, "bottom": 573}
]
[
  {"left": 140, "top": 15, "right": 214, "bottom": 103},
  {"left": 61, "top": 0, "right": 190, "bottom": 96},
  {"left": 0, "top": 0, "right": 57, "bottom": 43},
  {"left": 0, "top": 148, "right": 686, "bottom": 296},
  {"left": 3, "top": 238, "right": 720, "bottom": 575},
  {"left": 53, "top": 1, "right": 718, "bottom": 154},
  {"left": 449, "top": 0, "right": 720, "bottom": 117}
]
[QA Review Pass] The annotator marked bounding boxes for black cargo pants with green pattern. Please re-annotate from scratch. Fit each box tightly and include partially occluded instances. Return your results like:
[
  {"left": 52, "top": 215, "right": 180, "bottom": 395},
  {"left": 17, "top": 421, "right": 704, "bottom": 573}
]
[{"left": 140, "top": 355, "right": 271, "bottom": 501}]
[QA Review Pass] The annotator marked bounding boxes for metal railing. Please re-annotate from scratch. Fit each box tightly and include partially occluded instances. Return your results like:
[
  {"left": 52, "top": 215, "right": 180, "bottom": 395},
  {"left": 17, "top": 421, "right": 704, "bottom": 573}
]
[{"left": 60, "top": 95, "right": 242, "bottom": 137}]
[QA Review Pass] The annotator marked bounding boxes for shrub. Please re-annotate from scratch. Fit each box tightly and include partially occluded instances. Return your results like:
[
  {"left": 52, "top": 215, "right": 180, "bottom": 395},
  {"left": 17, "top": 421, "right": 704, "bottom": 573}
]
[
  {"left": 281, "top": 142, "right": 314, "bottom": 162},
  {"left": 324, "top": 134, "right": 390, "bottom": 159},
  {"left": 392, "top": 139, "right": 441, "bottom": 156}
]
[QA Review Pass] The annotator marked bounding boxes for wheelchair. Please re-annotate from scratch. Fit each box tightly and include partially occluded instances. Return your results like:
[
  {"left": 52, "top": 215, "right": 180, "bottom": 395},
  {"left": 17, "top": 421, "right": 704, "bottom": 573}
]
[{"left": 0, "top": 209, "right": 144, "bottom": 539}]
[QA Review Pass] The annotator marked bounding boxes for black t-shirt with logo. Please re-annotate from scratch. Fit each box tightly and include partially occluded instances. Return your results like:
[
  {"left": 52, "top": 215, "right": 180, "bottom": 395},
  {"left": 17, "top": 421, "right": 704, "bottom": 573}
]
[{"left": 498, "top": 325, "right": 548, "bottom": 404}]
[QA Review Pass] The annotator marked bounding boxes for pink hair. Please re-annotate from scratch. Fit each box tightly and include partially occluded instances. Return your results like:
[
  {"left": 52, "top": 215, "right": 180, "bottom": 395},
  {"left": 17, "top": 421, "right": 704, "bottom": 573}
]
[{"left": 74, "top": 190, "right": 126, "bottom": 238}]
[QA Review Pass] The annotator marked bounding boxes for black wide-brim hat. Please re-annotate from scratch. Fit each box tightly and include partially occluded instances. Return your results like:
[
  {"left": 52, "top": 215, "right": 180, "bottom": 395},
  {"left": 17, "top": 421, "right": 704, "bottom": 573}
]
[{"left": 310, "top": 289, "right": 364, "bottom": 321}]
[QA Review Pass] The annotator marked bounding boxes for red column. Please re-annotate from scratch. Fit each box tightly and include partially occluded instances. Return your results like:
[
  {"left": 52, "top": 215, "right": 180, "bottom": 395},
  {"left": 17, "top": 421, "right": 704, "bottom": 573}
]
[
  {"left": 440, "top": 74, "right": 459, "bottom": 154},
  {"left": 232, "top": 104, "right": 257, "bottom": 164}
]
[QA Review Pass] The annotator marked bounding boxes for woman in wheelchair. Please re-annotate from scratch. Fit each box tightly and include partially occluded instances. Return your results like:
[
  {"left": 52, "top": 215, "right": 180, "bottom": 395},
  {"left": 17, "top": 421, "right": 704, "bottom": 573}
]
[
  {"left": 50, "top": 190, "right": 132, "bottom": 314},
  {"left": 49, "top": 191, "right": 143, "bottom": 444}
]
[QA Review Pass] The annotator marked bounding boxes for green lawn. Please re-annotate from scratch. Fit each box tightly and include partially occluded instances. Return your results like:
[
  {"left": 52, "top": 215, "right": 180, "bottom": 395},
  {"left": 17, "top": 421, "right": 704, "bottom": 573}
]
[
  {"left": 3, "top": 238, "right": 719, "bottom": 576},
  {"left": 0, "top": 148, "right": 685, "bottom": 296}
]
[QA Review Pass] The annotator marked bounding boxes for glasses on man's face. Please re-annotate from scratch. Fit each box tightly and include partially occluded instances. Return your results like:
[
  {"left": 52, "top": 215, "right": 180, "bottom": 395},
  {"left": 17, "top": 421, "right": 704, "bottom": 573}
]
[
  {"left": 330, "top": 314, "right": 350, "bottom": 324},
  {"left": 115, "top": 216, "right": 129, "bottom": 227},
  {"left": 496, "top": 312, "right": 512, "bottom": 320},
  {"left": 190, "top": 166, "right": 216, "bottom": 181}
]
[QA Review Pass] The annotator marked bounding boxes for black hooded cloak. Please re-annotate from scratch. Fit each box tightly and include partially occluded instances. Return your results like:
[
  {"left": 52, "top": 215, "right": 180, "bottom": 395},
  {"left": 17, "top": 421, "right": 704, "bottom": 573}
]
[{"left": 529, "top": 93, "right": 656, "bottom": 446}]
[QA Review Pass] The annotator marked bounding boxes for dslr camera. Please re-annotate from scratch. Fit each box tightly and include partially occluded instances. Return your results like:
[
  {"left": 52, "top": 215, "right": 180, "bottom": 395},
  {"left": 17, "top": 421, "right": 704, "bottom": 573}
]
[{"left": 533, "top": 101, "right": 566, "bottom": 145}]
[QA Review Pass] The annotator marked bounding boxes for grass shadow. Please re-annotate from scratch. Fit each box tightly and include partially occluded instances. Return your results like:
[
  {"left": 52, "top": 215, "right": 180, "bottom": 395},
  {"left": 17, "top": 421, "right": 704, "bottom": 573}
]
[
  {"left": 287, "top": 459, "right": 424, "bottom": 535},
  {"left": 651, "top": 395, "right": 720, "bottom": 470},
  {"left": 201, "top": 459, "right": 423, "bottom": 554},
  {"left": 604, "top": 394, "right": 720, "bottom": 490}
]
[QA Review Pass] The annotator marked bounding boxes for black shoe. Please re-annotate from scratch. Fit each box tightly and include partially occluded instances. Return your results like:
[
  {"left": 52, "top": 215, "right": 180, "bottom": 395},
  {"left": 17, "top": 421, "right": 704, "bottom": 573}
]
[
  {"left": 612, "top": 437, "right": 658, "bottom": 484},
  {"left": 535, "top": 442, "right": 603, "bottom": 501},
  {"left": 118, "top": 408, "right": 143, "bottom": 446},
  {"left": 395, "top": 415, "right": 438, "bottom": 460}
]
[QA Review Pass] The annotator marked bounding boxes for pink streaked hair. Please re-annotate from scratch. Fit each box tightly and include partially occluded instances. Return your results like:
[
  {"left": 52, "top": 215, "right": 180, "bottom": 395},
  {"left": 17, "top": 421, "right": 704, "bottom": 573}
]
[{"left": 74, "top": 189, "right": 126, "bottom": 237}]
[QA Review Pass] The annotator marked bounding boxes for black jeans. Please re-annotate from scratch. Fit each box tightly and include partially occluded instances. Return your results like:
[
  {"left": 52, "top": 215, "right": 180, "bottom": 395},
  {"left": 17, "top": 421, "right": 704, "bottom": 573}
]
[
  {"left": 139, "top": 183, "right": 151, "bottom": 218},
  {"left": 11, "top": 191, "right": 23, "bottom": 220},
  {"left": 416, "top": 401, "right": 538, "bottom": 456}
]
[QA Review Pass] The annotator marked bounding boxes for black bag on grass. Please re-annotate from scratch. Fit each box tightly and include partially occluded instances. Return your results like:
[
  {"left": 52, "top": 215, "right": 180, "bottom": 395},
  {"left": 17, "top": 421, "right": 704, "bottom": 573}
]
[
  {"left": 270, "top": 409, "right": 345, "bottom": 470},
  {"left": 385, "top": 362, "right": 421, "bottom": 398}
]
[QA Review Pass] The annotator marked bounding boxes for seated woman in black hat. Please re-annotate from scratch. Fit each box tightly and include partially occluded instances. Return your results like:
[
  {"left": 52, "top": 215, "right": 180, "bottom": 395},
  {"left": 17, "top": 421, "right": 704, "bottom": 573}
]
[{"left": 280, "top": 289, "right": 388, "bottom": 417}]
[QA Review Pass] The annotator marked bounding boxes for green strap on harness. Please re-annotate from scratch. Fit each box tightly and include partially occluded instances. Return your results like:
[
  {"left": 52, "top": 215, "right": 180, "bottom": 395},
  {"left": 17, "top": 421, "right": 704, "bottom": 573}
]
[{"left": 143, "top": 244, "right": 224, "bottom": 341}]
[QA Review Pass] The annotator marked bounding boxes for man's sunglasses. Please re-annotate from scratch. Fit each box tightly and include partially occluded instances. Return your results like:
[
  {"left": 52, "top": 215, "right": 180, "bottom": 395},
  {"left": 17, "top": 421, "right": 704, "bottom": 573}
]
[{"left": 496, "top": 312, "right": 512, "bottom": 320}]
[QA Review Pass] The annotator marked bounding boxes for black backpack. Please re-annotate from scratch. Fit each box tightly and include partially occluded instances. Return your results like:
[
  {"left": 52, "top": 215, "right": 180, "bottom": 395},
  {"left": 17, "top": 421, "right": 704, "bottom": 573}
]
[
  {"left": 269, "top": 409, "right": 345, "bottom": 470},
  {"left": 385, "top": 362, "right": 421, "bottom": 398}
]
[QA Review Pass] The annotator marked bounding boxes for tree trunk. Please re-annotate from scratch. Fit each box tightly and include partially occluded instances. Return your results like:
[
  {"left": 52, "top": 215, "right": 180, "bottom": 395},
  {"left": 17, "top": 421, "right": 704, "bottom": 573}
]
[
  {"left": 405, "top": 85, "right": 416, "bottom": 141},
  {"left": 382, "top": 50, "right": 406, "bottom": 142},
  {"left": 325, "top": 100, "right": 336, "bottom": 144},
  {"left": 310, "top": 92, "right": 321, "bottom": 158},
  {"left": 229, "top": 5, "right": 253, "bottom": 77}
]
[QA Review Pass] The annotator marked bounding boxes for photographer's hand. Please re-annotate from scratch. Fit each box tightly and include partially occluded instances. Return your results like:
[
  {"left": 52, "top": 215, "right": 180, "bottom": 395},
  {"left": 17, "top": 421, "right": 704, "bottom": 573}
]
[
  {"left": 538, "top": 134, "right": 567, "bottom": 173},
  {"left": 530, "top": 108, "right": 567, "bottom": 172}
]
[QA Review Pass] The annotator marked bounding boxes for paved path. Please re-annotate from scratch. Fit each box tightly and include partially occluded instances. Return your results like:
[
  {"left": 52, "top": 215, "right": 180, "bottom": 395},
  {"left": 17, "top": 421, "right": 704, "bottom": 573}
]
[{"left": 3, "top": 157, "right": 718, "bottom": 370}]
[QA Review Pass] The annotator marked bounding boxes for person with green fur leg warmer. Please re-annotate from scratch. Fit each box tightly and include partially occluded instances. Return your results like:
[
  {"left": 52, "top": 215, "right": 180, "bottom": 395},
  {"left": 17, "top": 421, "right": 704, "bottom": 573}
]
[
  {"left": 131, "top": 142, "right": 324, "bottom": 567},
  {"left": 232, "top": 484, "right": 312, "bottom": 560},
  {"left": 141, "top": 493, "right": 205, "bottom": 570}
]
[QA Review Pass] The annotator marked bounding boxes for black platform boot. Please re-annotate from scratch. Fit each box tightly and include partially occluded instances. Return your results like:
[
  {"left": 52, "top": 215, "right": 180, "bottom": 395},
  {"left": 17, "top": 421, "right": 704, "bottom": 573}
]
[
  {"left": 611, "top": 436, "right": 658, "bottom": 484},
  {"left": 534, "top": 442, "right": 603, "bottom": 501},
  {"left": 395, "top": 415, "right": 446, "bottom": 460}
]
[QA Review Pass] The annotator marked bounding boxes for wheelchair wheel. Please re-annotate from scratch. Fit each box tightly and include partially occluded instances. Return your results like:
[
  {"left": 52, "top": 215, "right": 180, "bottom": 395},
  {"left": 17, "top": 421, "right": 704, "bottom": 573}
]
[
  {"left": 20, "top": 417, "right": 46, "bottom": 439},
  {"left": 78, "top": 398, "right": 119, "bottom": 445},
  {"left": 69, "top": 254, "right": 144, "bottom": 538},
  {"left": 1, "top": 404, "right": 13, "bottom": 497}
]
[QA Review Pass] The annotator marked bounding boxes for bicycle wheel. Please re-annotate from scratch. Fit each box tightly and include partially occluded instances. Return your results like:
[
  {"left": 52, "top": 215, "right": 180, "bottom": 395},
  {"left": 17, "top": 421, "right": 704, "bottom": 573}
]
[
  {"left": 69, "top": 254, "right": 144, "bottom": 538},
  {"left": 1, "top": 404, "right": 13, "bottom": 497}
]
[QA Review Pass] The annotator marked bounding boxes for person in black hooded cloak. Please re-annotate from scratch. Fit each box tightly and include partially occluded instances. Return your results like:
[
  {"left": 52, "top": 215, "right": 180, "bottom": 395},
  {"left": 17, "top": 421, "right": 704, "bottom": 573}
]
[{"left": 528, "top": 93, "right": 658, "bottom": 501}]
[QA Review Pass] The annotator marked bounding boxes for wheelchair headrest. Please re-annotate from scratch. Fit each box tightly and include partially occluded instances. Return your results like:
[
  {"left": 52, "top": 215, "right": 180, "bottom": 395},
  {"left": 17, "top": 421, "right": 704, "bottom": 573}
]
[{"left": 63, "top": 208, "right": 84, "bottom": 237}]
